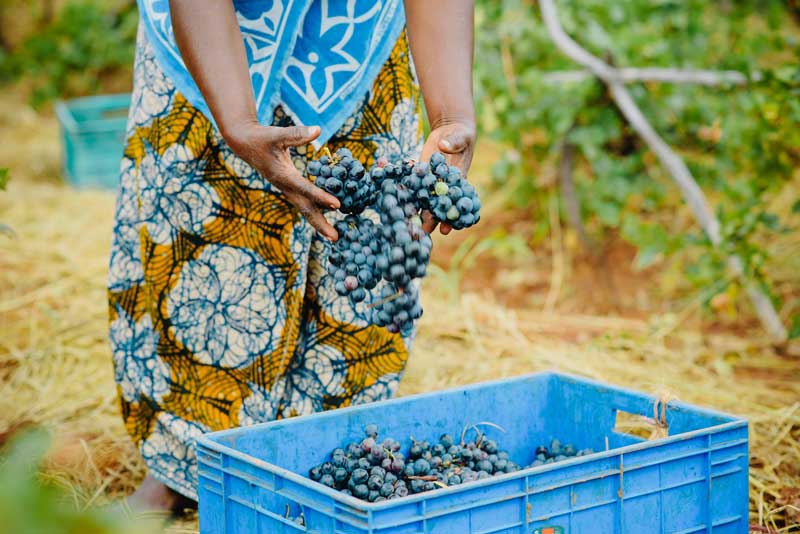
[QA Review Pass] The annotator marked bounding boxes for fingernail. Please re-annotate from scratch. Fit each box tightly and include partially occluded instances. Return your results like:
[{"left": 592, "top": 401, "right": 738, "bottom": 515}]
[
  {"left": 308, "top": 126, "right": 320, "bottom": 136},
  {"left": 440, "top": 139, "right": 453, "bottom": 150}
]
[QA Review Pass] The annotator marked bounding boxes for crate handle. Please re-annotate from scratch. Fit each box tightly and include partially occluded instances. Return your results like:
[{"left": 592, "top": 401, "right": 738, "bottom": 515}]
[{"left": 612, "top": 393, "right": 672, "bottom": 440}]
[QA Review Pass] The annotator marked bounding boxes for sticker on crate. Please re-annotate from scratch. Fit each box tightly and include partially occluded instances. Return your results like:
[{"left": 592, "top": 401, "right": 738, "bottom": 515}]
[{"left": 532, "top": 528, "right": 564, "bottom": 534}]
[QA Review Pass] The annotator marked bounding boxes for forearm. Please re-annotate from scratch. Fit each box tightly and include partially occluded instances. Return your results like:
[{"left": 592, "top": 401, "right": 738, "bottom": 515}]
[
  {"left": 404, "top": 0, "right": 475, "bottom": 129},
  {"left": 169, "top": 0, "right": 256, "bottom": 143}
]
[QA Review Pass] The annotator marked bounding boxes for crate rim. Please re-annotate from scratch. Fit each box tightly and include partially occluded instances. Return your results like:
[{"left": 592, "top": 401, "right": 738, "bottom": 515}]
[
  {"left": 54, "top": 93, "right": 131, "bottom": 134},
  {"left": 195, "top": 370, "right": 747, "bottom": 512}
]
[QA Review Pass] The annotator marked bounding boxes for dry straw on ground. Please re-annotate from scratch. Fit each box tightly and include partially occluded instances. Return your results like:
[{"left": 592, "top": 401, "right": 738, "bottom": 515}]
[{"left": 1, "top": 181, "right": 798, "bottom": 532}]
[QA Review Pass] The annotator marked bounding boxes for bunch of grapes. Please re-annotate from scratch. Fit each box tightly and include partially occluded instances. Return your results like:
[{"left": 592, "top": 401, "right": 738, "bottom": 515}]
[
  {"left": 367, "top": 167, "right": 431, "bottom": 331},
  {"left": 376, "top": 180, "right": 432, "bottom": 285},
  {"left": 308, "top": 425, "right": 409, "bottom": 502},
  {"left": 307, "top": 148, "right": 375, "bottom": 214},
  {"left": 306, "top": 148, "right": 482, "bottom": 333},
  {"left": 372, "top": 284, "right": 423, "bottom": 334},
  {"left": 403, "top": 433, "right": 522, "bottom": 494},
  {"left": 328, "top": 215, "right": 381, "bottom": 303},
  {"left": 307, "top": 425, "right": 594, "bottom": 503},
  {"left": 526, "top": 439, "right": 594, "bottom": 467},
  {"left": 424, "top": 153, "right": 482, "bottom": 230}
]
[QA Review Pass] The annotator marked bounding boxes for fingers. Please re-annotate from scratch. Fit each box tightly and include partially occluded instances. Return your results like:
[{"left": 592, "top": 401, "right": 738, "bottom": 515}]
[
  {"left": 420, "top": 123, "right": 476, "bottom": 176},
  {"left": 275, "top": 125, "right": 321, "bottom": 148},
  {"left": 294, "top": 176, "right": 341, "bottom": 210},
  {"left": 292, "top": 195, "right": 338, "bottom": 241},
  {"left": 421, "top": 211, "right": 439, "bottom": 234}
]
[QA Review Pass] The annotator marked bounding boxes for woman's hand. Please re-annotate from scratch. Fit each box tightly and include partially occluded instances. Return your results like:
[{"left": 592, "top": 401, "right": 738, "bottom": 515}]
[
  {"left": 404, "top": 0, "right": 475, "bottom": 236},
  {"left": 420, "top": 119, "right": 476, "bottom": 235},
  {"left": 224, "top": 122, "right": 341, "bottom": 241},
  {"left": 169, "top": 0, "right": 340, "bottom": 240}
]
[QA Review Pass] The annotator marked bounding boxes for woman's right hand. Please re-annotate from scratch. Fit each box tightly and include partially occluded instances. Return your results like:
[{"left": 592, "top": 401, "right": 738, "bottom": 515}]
[{"left": 224, "top": 122, "right": 341, "bottom": 241}]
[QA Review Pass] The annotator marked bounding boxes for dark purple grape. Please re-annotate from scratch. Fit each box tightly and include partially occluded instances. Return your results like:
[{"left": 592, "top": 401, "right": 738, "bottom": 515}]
[
  {"left": 409, "top": 479, "right": 425, "bottom": 494},
  {"left": 367, "top": 475, "right": 384, "bottom": 491},
  {"left": 309, "top": 466, "right": 322, "bottom": 481},
  {"left": 413, "top": 458, "right": 430, "bottom": 475},
  {"left": 370, "top": 466, "right": 386, "bottom": 478},
  {"left": 351, "top": 468, "right": 369, "bottom": 485},
  {"left": 389, "top": 458, "right": 405, "bottom": 473},
  {"left": 380, "top": 482, "right": 394, "bottom": 497},
  {"left": 361, "top": 437, "right": 376, "bottom": 453},
  {"left": 393, "top": 485, "right": 409, "bottom": 498},
  {"left": 334, "top": 467, "right": 349, "bottom": 485},
  {"left": 476, "top": 460, "right": 493, "bottom": 473},
  {"left": 352, "top": 483, "right": 369, "bottom": 499}
]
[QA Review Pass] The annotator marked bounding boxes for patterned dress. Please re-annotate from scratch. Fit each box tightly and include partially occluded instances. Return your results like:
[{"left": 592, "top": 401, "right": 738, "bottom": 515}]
[{"left": 107, "top": 26, "right": 422, "bottom": 499}]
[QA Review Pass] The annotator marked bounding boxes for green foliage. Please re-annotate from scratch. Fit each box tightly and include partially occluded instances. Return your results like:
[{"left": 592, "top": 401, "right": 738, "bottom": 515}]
[
  {"left": 0, "top": 429, "right": 157, "bottom": 534},
  {"left": 0, "top": 1, "right": 136, "bottom": 107},
  {"left": 790, "top": 315, "right": 800, "bottom": 339},
  {"left": 474, "top": 0, "right": 800, "bottom": 313}
]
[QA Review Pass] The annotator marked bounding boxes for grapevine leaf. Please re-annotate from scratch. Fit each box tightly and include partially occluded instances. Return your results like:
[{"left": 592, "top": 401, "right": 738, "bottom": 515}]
[
  {"left": 0, "top": 168, "right": 8, "bottom": 191},
  {"left": 789, "top": 316, "right": 800, "bottom": 340},
  {"left": 0, "top": 223, "right": 15, "bottom": 239}
]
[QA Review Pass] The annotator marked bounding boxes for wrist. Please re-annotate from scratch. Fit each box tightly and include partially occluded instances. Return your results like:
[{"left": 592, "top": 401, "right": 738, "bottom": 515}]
[
  {"left": 429, "top": 112, "right": 476, "bottom": 133},
  {"left": 219, "top": 116, "right": 260, "bottom": 156}
]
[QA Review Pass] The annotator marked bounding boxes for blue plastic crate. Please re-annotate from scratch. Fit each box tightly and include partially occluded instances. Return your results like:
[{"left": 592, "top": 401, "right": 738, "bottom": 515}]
[
  {"left": 55, "top": 94, "right": 130, "bottom": 189},
  {"left": 196, "top": 372, "right": 749, "bottom": 534}
]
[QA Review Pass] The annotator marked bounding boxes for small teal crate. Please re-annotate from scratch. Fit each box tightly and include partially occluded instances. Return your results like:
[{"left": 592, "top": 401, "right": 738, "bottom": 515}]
[
  {"left": 196, "top": 372, "right": 749, "bottom": 534},
  {"left": 55, "top": 94, "right": 130, "bottom": 189}
]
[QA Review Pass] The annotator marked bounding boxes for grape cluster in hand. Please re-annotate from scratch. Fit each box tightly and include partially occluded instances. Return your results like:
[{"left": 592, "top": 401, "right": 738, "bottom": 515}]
[
  {"left": 328, "top": 216, "right": 381, "bottom": 302},
  {"left": 307, "top": 148, "right": 375, "bottom": 214},
  {"left": 373, "top": 284, "right": 423, "bottom": 333},
  {"left": 425, "top": 153, "right": 482, "bottom": 230},
  {"left": 371, "top": 170, "right": 432, "bottom": 332},
  {"left": 307, "top": 149, "right": 482, "bottom": 333}
]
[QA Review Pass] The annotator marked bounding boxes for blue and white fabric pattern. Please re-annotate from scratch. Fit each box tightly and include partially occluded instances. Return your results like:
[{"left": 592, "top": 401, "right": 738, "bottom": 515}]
[{"left": 137, "top": 0, "right": 406, "bottom": 146}]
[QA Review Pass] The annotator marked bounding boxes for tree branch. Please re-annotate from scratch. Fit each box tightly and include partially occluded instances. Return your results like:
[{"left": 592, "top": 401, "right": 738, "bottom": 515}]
[
  {"left": 541, "top": 68, "right": 752, "bottom": 86},
  {"left": 538, "top": 0, "right": 788, "bottom": 342},
  {"left": 557, "top": 139, "right": 592, "bottom": 251}
]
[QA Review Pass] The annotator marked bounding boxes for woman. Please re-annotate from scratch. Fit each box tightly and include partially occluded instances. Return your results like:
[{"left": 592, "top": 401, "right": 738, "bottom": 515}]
[{"left": 108, "top": 0, "right": 475, "bottom": 513}]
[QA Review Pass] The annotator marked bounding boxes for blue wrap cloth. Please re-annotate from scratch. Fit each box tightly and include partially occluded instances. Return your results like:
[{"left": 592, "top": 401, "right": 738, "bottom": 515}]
[{"left": 138, "top": 0, "right": 406, "bottom": 147}]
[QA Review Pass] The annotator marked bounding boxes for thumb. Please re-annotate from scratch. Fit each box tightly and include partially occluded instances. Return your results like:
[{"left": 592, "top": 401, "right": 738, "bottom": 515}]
[
  {"left": 279, "top": 125, "right": 321, "bottom": 148},
  {"left": 438, "top": 126, "right": 472, "bottom": 154}
]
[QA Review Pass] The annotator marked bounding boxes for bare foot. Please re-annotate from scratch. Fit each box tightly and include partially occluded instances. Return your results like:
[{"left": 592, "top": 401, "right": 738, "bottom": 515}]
[{"left": 125, "top": 474, "right": 196, "bottom": 516}]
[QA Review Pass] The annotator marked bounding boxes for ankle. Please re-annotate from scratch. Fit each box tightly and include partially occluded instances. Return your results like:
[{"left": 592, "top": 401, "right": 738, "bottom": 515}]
[{"left": 128, "top": 475, "right": 189, "bottom": 513}]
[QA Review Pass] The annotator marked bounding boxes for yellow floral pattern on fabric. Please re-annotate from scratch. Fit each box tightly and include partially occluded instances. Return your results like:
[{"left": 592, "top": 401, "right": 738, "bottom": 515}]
[{"left": 107, "top": 26, "right": 422, "bottom": 499}]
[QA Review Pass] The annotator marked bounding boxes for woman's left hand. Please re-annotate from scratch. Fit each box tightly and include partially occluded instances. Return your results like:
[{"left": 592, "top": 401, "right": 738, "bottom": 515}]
[{"left": 420, "top": 119, "right": 476, "bottom": 235}]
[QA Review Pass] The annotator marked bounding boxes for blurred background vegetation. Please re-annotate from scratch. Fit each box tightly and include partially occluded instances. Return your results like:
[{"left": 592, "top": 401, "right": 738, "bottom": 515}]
[
  {"left": 1, "top": 0, "right": 798, "bottom": 334},
  {"left": 1, "top": 0, "right": 798, "bottom": 531},
  {"left": 473, "top": 0, "right": 799, "bottom": 337}
]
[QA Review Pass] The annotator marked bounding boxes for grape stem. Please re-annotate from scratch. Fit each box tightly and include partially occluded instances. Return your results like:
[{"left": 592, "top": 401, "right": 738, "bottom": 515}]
[
  {"left": 366, "top": 291, "right": 404, "bottom": 309},
  {"left": 460, "top": 421, "right": 507, "bottom": 447}
]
